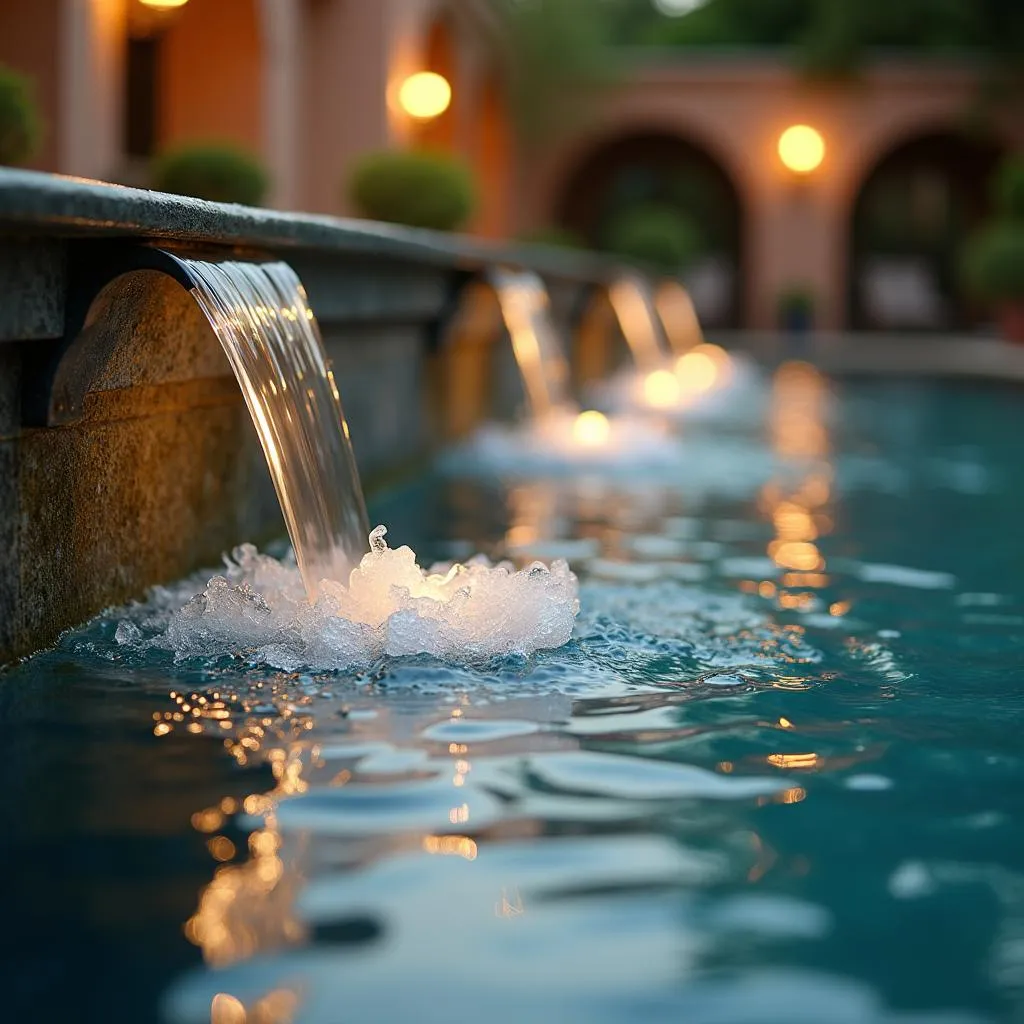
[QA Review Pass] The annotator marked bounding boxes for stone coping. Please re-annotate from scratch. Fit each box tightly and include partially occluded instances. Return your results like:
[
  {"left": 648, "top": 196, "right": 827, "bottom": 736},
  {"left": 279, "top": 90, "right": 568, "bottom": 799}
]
[
  {"left": 713, "top": 330, "right": 1024, "bottom": 382},
  {"left": 0, "top": 168, "right": 618, "bottom": 282}
]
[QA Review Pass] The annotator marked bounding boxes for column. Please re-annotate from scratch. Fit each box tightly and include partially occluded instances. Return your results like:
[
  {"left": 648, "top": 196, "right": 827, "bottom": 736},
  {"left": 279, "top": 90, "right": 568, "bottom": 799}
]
[
  {"left": 259, "top": 0, "right": 302, "bottom": 210},
  {"left": 60, "top": 0, "right": 126, "bottom": 180}
]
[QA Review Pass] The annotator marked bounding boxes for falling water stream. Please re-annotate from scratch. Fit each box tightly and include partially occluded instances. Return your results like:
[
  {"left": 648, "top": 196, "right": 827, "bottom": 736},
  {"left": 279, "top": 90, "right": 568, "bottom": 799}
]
[
  {"left": 489, "top": 268, "right": 572, "bottom": 419},
  {"left": 181, "top": 258, "right": 369, "bottom": 597},
  {"left": 607, "top": 274, "right": 670, "bottom": 372}
]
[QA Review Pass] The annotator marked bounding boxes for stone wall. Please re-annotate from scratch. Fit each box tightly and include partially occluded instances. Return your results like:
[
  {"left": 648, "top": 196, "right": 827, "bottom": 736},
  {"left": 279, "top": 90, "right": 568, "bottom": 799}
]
[{"left": 0, "top": 170, "right": 618, "bottom": 663}]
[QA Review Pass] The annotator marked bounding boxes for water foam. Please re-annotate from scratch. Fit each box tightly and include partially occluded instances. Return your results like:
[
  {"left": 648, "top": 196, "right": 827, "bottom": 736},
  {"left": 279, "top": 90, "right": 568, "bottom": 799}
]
[
  {"left": 442, "top": 408, "right": 682, "bottom": 477},
  {"left": 130, "top": 526, "right": 579, "bottom": 671}
]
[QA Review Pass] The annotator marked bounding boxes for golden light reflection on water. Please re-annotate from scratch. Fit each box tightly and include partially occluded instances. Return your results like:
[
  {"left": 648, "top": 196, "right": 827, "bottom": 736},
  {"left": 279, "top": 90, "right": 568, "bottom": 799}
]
[
  {"left": 756, "top": 361, "right": 846, "bottom": 613},
  {"left": 423, "top": 835, "right": 478, "bottom": 860},
  {"left": 182, "top": 699, "right": 320, "bottom": 974},
  {"left": 210, "top": 988, "right": 300, "bottom": 1024},
  {"left": 767, "top": 752, "right": 821, "bottom": 770}
]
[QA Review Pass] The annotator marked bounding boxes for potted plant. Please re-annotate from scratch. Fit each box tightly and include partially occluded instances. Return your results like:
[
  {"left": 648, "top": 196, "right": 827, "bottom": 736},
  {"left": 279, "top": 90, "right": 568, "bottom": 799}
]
[
  {"left": 962, "top": 156, "right": 1024, "bottom": 343},
  {"left": 0, "top": 64, "right": 41, "bottom": 167},
  {"left": 152, "top": 143, "right": 269, "bottom": 206},
  {"left": 777, "top": 285, "right": 815, "bottom": 333},
  {"left": 348, "top": 150, "right": 476, "bottom": 231},
  {"left": 602, "top": 203, "right": 700, "bottom": 274}
]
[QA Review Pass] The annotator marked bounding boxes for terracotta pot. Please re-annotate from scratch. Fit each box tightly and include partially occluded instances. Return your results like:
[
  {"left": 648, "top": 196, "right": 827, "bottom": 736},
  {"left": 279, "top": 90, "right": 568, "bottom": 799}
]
[{"left": 998, "top": 302, "right": 1024, "bottom": 344}]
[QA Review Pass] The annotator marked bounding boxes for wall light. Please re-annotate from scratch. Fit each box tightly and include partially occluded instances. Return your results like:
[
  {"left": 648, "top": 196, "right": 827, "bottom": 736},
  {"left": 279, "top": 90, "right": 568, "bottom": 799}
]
[
  {"left": 139, "top": 0, "right": 189, "bottom": 9},
  {"left": 399, "top": 72, "right": 452, "bottom": 121},
  {"left": 778, "top": 124, "right": 825, "bottom": 175}
]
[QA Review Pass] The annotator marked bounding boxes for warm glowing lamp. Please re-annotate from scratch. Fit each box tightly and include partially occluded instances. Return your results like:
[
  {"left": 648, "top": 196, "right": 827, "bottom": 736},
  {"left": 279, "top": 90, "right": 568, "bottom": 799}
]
[
  {"left": 139, "top": 0, "right": 189, "bottom": 9},
  {"left": 778, "top": 125, "right": 825, "bottom": 175},
  {"left": 573, "top": 410, "right": 611, "bottom": 447},
  {"left": 399, "top": 72, "right": 452, "bottom": 121}
]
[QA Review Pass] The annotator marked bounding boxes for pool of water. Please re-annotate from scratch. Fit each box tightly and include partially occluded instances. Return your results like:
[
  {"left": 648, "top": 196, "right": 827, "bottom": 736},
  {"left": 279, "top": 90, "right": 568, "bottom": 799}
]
[{"left": 3, "top": 365, "right": 1024, "bottom": 1023}]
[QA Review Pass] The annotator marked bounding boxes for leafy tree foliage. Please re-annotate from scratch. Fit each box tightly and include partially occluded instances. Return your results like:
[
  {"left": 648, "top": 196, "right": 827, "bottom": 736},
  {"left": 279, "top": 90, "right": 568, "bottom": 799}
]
[{"left": 618, "top": 0, "right": 1024, "bottom": 72}]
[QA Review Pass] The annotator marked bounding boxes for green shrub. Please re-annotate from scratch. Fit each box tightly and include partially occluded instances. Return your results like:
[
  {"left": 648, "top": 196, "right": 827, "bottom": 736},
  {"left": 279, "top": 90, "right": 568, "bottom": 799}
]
[
  {"left": 348, "top": 150, "right": 475, "bottom": 231},
  {"left": 152, "top": 143, "right": 269, "bottom": 205},
  {"left": 517, "top": 225, "right": 586, "bottom": 250},
  {"left": 0, "top": 65, "right": 41, "bottom": 167},
  {"left": 994, "top": 156, "right": 1024, "bottom": 221},
  {"left": 602, "top": 204, "right": 700, "bottom": 273},
  {"left": 962, "top": 224, "right": 1024, "bottom": 301}
]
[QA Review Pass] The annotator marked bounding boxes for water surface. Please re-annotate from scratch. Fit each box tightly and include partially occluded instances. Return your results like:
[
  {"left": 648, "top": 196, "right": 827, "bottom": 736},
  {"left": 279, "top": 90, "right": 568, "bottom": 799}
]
[{"left": 3, "top": 368, "right": 1023, "bottom": 1023}]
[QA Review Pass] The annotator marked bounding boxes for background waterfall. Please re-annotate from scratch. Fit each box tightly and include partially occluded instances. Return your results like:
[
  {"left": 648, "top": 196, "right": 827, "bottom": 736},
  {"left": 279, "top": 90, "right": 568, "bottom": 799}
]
[{"left": 489, "top": 268, "right": 572, "bottom": 419}]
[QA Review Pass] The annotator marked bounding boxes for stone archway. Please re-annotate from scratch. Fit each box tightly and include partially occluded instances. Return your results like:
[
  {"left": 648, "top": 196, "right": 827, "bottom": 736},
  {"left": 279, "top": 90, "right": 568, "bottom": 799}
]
[
  {"left": 553, "top": 131, "right": 745, "bottom": 328},
  {"left": 848, "top": 130, "right": 1006, "bottom": 331}
]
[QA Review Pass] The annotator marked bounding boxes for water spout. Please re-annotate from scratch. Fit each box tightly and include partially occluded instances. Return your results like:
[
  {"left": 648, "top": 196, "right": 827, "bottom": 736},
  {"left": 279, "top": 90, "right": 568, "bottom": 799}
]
[
  {"left": 181, "top": 257, "right": 369, "bottom": 599},
  {"left": 656, "top": 280, "right": 704, "bottom": 355},
  {"left": 489, "top": 268, "right": 571, "bottom": 420},
  {"left": 606, "top": 275, "right": 668, "bottom": 373}
]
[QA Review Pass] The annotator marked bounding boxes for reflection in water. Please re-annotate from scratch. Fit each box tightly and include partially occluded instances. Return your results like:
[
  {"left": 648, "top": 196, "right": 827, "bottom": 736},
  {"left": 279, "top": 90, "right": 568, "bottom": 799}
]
[
  {"left": 16, "top": 369, "right": 1018, "bottom": 1023},
  {"left": 759, "top": 362, "right": 836, "bottom": 613}
]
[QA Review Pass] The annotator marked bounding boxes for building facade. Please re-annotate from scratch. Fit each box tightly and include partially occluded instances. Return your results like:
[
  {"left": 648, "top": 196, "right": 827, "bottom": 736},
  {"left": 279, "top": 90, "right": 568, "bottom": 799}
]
[{"left": 2, "top": 0, "right": 1022, "bottom": 330}]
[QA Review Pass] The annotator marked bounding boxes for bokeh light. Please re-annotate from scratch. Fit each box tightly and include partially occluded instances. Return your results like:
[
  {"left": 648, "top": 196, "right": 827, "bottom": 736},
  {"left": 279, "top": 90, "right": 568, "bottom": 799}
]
[
  {"left": 778, "top": 124, "right": 825, "bottom": 174},
  {"left": 573, "top": 410, "right": 611, "bottom": 446},
  {"left": 399, "top": 72, "right": 452, "bottom": 121},
  {"left": 676, "top": 342, "right": 733, "bottom": 394},
  {"left": 643, "top": 369, "right": 682, "bottom": 408}
]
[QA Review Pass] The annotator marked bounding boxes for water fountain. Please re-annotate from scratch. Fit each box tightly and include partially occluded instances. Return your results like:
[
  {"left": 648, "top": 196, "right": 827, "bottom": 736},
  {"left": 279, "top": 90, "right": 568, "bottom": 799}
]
[
  {"left": 488, "top": 267, "right": 571, "bottom": 421},
  {"left": 606, "top": 274, "right": 669, "bottom": 374},
  {"left": 442, "top": 269, "right": 684, "bottom": 477},
  {"left": 95, "top": 257, "right": 582, "bottom": 668},
  {"left": 183, "top": 257, "right": 369, "bottom": 597}
]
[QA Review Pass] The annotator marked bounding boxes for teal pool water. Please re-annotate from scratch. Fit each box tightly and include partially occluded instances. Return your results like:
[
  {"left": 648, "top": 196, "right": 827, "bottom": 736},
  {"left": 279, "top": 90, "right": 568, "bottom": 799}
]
[{"left": 3, "top": 366, "right": 1023, "bottom": 1023}]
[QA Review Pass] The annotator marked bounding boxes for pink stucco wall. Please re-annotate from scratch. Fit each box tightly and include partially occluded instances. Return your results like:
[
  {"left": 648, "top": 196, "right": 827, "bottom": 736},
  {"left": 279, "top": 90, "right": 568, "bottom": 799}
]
[{"left": 521, "top": 58, "right": 1024, "bottom": 329}]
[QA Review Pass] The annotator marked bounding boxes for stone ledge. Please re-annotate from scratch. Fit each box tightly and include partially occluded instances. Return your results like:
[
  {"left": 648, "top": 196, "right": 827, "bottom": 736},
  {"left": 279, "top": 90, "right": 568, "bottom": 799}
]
[{"left": 0, "top": 167, "right": 617, "bottom": 280}]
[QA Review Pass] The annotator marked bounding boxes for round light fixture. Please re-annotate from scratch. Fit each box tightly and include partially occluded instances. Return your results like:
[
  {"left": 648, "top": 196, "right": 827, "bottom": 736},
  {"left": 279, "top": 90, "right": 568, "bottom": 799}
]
[
  {"left": 398, "top": 72, "right": 452, "bottom": 121},
  {"left": 778, "top": 124, "right": 825, "bottom": 175},
  {"left": 139, "top": 0, "right": 189, "bottom": 9}
]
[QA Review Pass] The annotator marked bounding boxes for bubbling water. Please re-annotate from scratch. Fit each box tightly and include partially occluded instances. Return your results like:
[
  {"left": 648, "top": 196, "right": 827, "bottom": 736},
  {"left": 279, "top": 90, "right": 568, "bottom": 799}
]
[{"left": 134, "top": 526, "right": 580, "bottom": 671}]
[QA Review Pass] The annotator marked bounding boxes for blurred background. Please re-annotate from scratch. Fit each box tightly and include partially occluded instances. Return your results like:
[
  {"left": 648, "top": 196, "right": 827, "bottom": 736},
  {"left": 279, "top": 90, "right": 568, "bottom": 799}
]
[{"left": 1, "top": 0, "right": 1023, "bottom": 335}]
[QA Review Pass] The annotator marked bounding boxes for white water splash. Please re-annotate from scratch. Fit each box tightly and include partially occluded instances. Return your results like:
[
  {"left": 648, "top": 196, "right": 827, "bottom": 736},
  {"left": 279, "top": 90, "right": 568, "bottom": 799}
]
[
  {"left": 441, "top": 408, "right": 683, "bottom": 477},
  {"left": 133, "top": 526, "right": 579, "bottom": 670}
]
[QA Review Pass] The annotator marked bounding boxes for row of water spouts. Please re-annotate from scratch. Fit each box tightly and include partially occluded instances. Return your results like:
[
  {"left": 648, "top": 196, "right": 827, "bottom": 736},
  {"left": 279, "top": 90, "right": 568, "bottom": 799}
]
[
  {"left": 485, "top": 268, "right": 736, "bottom": 463},
  {"left": 182, "top": 256, "right": 732, "bottom": 606}
]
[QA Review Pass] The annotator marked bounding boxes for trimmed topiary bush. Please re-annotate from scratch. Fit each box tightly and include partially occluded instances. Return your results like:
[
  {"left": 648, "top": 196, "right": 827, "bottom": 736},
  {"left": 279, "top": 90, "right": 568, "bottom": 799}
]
[
  {"left": 602, "top": 204, "right": 700, "bottom": 273},
  {"left": 962, "top": 155, "right": 1024, "bottom": 341},
  {"left": 993, "top": 156, "right": 1024, "bottom": 221},
  {"left": 516, "top": 225, "right": 586, "bottom": 250},
  {"left": 348, "top": 150, "right": 475, "bottom": 231},
  {"left": 152, "top": 143, "right": 269, "bottom": 206},
  {"left": 962, "top": 224, "right": 1024, "bottom": 302},
  {"left": 0, "top": 65, "right": 41, "bottom": 167}
]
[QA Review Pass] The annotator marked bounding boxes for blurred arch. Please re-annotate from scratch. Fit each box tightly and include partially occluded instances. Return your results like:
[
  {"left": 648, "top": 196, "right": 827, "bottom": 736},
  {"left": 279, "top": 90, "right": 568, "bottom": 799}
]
[
  {"left": 552, "top": 129, "right": 746, "bottom": 328},
  {"left": 847, "top": 129, "right": 1006, "bottom": 331}
]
